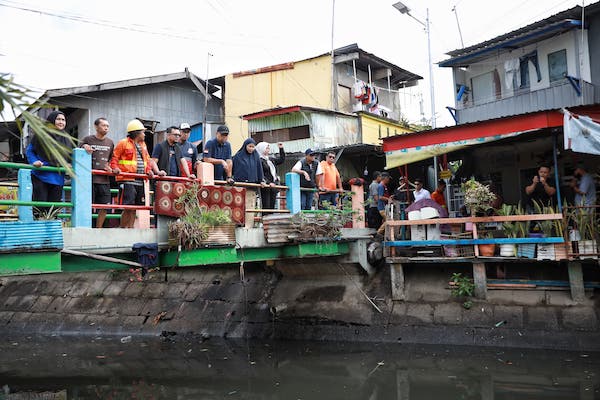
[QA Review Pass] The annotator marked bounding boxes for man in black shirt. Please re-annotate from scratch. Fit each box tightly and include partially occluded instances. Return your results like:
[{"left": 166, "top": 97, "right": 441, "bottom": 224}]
[{"left": 525, "top": 165, "right": 556, "bottom": 209}]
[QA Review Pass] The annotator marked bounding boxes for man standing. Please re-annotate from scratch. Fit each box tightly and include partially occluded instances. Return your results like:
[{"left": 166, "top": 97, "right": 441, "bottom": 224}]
[
  {"left": 81, "top": 117, "right": 114, "bottom": 228},
  {"left": 152, "top": 127, "right": 193, "bottom": 178},
  {"left": 317, "top": 151, "right": 342, "bottom": 209},
  {"left": 292, "top": 148, "right": 322, "bottom": 210},
  {"left": 179, "top": 122, "right": 200, "bottom": 177},
  {"left": 431, "top": 179, "right": 447, "bottom": 209},
  {"left": 367, "top": 171, "right": 382, "bottom": 229},
  {"left": 413, "top": 178, "right": 431, "bottom": 202},
  {"left": 525, "top": 165, "right": 556, "bottom": 207},
  {"left": 110, "top": 119, "right": 165, "bottom": 228},
  {"left": 203, "top": 125, "right": 233, "bottom": 183},
  {"left": 571, "top": 163, "right": 596, "bottom": 206},
  {"left": 376, "top": 173, "right": 392, "bottom": 236}
]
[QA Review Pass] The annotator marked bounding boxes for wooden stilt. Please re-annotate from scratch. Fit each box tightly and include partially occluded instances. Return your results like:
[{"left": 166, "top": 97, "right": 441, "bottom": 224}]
[
  {"left": 390, "top": 262, "right": 405, "bottom": 301},
  {"left": 472, "top": 262, "right": 487, "bottom": 299},
  {"left": 567, "top": 261, "right": 585, "bottom": 302}
]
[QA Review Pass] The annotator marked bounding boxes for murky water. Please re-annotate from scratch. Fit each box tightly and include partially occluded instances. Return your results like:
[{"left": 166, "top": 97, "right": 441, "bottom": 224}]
[{"left": 0, "top": 335, "right": 598, "bottom": 399}]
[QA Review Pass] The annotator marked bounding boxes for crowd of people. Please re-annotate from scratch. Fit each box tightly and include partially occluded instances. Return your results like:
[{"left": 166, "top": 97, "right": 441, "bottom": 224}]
[
  {"left": 364, "top": 163, "right": 597, "bottom": 232},
  {"left": 25, "top": 116, "right": 350, "bottom": 227}
]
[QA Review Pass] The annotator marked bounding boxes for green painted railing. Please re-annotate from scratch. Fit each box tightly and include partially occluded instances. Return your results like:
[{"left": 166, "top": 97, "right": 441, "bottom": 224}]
[
  {"left": 0, "top": 200, "right": 72, "bottom": 207},
  {"left": 0, "top": 161, "right": 66, "bottom": 173}
]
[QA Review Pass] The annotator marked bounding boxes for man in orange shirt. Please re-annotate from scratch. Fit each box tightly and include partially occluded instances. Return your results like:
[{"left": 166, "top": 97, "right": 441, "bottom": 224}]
[
  {"left": 317, "top": 151, "right": 342, "bottom": 209},
  {"left": 431, "top": 179, "right": 447, "bottom": 209}
]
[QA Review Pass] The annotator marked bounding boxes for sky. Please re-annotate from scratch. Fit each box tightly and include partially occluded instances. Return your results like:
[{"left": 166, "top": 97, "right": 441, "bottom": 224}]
[{"left": 0, "top": 0, "right": 588, "bottom": 127}]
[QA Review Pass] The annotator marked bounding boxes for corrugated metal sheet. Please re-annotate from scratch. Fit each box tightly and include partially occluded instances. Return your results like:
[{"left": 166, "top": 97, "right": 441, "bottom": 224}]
[
  {"left": 312, "top": 113, "right": 359, "bottom": 148},
  {"left": 0, "top": 220, "right": 63, "bottom": 252},
  {"left": 247, "top": 112, "right": 306, "bottom": 132},
  {"left": 457, "top": 81, "right": 595, "bottom": 124}
]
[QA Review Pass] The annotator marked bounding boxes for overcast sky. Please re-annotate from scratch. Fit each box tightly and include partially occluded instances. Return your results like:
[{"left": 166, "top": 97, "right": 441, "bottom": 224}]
[{"left": 0, "top": 0, "right": 588, "bottom": 127}]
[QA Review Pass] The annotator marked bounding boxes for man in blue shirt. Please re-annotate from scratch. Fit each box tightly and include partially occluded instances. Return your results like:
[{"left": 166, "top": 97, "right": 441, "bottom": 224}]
[
  {"left": 203, "top": 125, "right": 233, "bottom": 183},
  {"left": 179, "top": 122, "right": 200, "bottom": 177},
  {"left": 571, "top": 163, "right": 596, "bottom": 206}
]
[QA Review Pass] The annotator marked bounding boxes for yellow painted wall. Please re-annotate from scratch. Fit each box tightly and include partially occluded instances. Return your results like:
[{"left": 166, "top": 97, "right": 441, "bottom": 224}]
[
  {"left": 224, "top": 55, "right": 332, "bottom": 150},
  {"left": 360, "top": 114, "right": 412, "bottom": 146}
]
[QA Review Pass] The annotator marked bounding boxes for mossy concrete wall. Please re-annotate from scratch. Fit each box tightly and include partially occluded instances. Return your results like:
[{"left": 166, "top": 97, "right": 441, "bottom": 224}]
[{"left": 0, "top": 262, "right": 598, "bottom": 350}]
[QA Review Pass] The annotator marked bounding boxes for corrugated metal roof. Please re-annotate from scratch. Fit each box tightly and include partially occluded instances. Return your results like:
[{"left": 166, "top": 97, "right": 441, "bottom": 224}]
[{"left": 0, "top": 220, "right": 63, "bottom": 252}]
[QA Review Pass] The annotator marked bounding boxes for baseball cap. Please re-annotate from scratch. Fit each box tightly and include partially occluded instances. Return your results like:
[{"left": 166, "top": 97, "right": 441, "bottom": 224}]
[
  {"left": 305, "top": 148, "right": 316, "bottom": 155},
  {"left": 217, "top": 125, "right": 229, "bottom": 134},
  {"left": 179, "top": 122, "right": 191, "bottom": 130}
]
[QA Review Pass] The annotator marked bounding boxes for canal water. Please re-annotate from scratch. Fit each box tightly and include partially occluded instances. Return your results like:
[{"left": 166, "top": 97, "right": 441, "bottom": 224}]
[{"left": 1, "top": 335, "right": 598, "bottom": 399}]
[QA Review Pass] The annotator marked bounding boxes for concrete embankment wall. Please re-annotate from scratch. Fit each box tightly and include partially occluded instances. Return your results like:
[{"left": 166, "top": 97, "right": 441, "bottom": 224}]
[{"left": 0, "top": 262, "right": 598, "bottom": 350}]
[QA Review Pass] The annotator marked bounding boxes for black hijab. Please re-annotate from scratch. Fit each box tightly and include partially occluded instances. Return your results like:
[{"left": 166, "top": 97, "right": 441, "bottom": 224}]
[
  {"left": 31, "top": 111, "right": 74, "bottom": 165},
  {"left": 232, "top": 138, "right": 263, "bottom": 183}
]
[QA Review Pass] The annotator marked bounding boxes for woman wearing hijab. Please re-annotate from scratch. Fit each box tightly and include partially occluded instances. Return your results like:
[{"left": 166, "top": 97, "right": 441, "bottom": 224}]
[
  {"left": 26, "top": 111, "right": 75, "bottom": 215},
  {"left": 232, "top": 138, "right": 264, "bottom": 184},
  {"left": 255, "top": 141, "right": 285, "bottom": 209}
]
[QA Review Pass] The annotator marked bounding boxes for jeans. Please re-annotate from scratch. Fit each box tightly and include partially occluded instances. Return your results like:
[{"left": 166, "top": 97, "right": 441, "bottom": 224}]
[
  {"left": 319, "top": 192, "right": 338, "bottom": 209},
  {"left": 300, "top": 190, "right": 314, "bottom": 210}
]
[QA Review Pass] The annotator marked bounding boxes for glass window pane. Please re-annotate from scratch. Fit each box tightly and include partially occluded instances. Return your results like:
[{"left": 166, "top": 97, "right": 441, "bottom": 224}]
[{"left": 548, "top": 49, "right": 567, "bottom": 82}]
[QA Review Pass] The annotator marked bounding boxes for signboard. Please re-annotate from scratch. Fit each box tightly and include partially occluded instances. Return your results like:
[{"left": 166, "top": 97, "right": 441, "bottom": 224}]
[{"left": 439, "top": 170, "right": 452, "bottom": 179}]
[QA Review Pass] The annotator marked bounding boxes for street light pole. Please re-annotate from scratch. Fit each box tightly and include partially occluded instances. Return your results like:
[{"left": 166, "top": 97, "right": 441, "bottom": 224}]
[{"left": 393, "top": 2, "right": 437, "bottom": 182}]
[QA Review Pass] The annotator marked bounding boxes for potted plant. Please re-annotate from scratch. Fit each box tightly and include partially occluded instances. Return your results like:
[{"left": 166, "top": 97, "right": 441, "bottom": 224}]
[
  {"left": 514, "top": 203, "right": 536, "bottom": 258},
  {"left": 462, "top": 179, "right": 497, "bottom": 257},
  {"left": 569, "top": 207, "right": 598, "bottom": 259},
  {"left": 496, "top": 204, "right": 518, "bottom": 257},
  {"left": 533, "top": 201, "right": 556, "bottom": 260},
  {"left": 168, "top": 183, "right": 235, "bottom": 250}
]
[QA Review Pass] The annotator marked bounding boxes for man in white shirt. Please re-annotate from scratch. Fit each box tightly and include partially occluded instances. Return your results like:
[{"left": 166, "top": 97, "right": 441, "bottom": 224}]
[{"left": 413, "top": 178, "right": 431, "bottom": 202}]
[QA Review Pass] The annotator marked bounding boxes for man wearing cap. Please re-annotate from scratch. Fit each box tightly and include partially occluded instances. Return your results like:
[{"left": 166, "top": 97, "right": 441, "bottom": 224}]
[
  {"left": 571, "top": 163, "right": 596, "bottom": 206},
  {"left": 413, "top": 178, "right": 431, "bottom": 202},
  {"left": 178, "top": 122, "right": 200, "bottom": 177},
  {"left": 110, "top": 119, "right": 165, "bottom": 228},
  {"left": 292, "top": 149, "right": 322, "bottom": 210},
  {"left": 203, "top": 125, "right": 233, "bottom": 183},
  {"left": 151, "top": 126, "right": 194, "bottom": 178}
]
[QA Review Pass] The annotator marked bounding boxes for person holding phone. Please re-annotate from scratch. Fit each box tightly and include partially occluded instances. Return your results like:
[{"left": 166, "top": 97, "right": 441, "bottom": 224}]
[{"left": 525, "top": 165, "right": 556, "bottom": 208}]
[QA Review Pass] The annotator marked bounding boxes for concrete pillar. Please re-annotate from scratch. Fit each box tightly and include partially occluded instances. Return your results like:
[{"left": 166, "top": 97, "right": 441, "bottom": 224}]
[
  {"left": 390, "top": 262, "right": 405, "bottom": 301},
  {"left": 71, "top": 148, "right": 92, "bottom": 228},
  {"left": 196, "top": 161, "right": 214, "bottom": 186},
  {"left": 17, "top": 169, "right": 33, "bottom": 223},
  {"left": 285, "top": 172, "right": 300, "bottom": 214},
  {"left": 473, "top": 262, "right": 487, "bottom": 299},
  {"left": 134, "top": 179, "right": 151, "bottom": 229},
  {"left": 568, "top": 261, "right": 585, "bottom": 302},
  {"left": 351, "top": 183, "right": 365, "bottom": 228}
]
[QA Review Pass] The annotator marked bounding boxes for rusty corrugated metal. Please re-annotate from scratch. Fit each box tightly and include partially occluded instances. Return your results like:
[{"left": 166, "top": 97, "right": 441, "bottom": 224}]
[{"left": 0, "top": 220, "right": 63, "bottom": 252}]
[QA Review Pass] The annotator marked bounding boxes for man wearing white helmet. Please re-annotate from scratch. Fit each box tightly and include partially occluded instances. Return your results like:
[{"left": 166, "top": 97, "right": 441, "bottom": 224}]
[{"left": 110, "top": 119, "right": 165, "bottom": 228}]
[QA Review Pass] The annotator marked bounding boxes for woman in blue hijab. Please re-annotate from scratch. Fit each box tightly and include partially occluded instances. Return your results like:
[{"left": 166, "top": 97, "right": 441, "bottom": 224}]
[{"left": 232, "top": 138, "right": 264, "bottom": 183}]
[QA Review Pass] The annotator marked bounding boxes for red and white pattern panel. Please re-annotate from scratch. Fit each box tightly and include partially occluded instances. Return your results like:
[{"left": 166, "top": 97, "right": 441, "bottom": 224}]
[{"left": 154, "top": 182, "right": 245, "bottom": 224}]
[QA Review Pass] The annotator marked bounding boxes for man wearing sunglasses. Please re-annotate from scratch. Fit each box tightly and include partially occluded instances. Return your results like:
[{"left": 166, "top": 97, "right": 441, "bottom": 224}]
[
  {"left": 151, "top": 126, "right": 194, "bottom": 178},
  {"left": 317, "top": 151, "right": 342, "bottom": 209}
]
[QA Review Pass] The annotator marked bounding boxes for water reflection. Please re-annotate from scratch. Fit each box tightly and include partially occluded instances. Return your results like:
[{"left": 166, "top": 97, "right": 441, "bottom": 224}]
[{"left": 0, "top": 336, "right": 598, "bottom": 399}]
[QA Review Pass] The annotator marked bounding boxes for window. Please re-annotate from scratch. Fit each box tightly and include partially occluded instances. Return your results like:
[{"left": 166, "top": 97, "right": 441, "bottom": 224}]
[
  {"left": 519, "top": 57, "right": 530, "bottom": 90},
  {"left": 251, "top": 125, "right": 310, "bottom": 143},
  {"left": 548, "top": 49, "right": 567, "bottom": 82}
]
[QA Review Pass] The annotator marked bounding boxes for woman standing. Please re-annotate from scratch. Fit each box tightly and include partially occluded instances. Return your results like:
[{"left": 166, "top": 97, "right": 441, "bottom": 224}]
[
  {"left": 232, "top": 138, "right": 263, "bottom": 184},
  {"left": 26, "top": 111, "right": 74, "bottom": 216},
  {"left": 255, "top": 141, "right": 285, "bottom": 209}
]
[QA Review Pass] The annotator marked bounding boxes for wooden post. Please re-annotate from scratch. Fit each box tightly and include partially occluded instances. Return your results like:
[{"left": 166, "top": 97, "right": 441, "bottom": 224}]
[
  {"left": 567, "top": 261, "right": 585, "bottom": 302},
  {"left": 17, "top": 169, "right": 33, "bottom": 223},
  {"left": 472, "top": 262, "right": 487, "bottom": 299},
  {"left": 350, "top": 184, "right": 365, "bottom": 228},
  {"left": 71, "top": 148, "right": 92, "bottom": 228},
  {"left": 390, "top": 262, "right": 405, "bottom": 301}
]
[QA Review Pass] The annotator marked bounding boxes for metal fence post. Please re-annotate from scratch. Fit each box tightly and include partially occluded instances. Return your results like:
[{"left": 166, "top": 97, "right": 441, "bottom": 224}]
[
  {"left": 71, "top": 148, "right": 92, "bottom": 228},
  {"left": 285, "top": 172, "right": 300, "bottom": 214},
  {"left": 17, "top": 169, "right": 33, "bottom": 223}
]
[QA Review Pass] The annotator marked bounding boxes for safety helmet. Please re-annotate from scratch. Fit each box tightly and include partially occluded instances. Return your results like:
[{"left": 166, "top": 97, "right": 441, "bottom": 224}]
[{"left": 127, "top": 119, "right": 145, "bottom": 133}]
